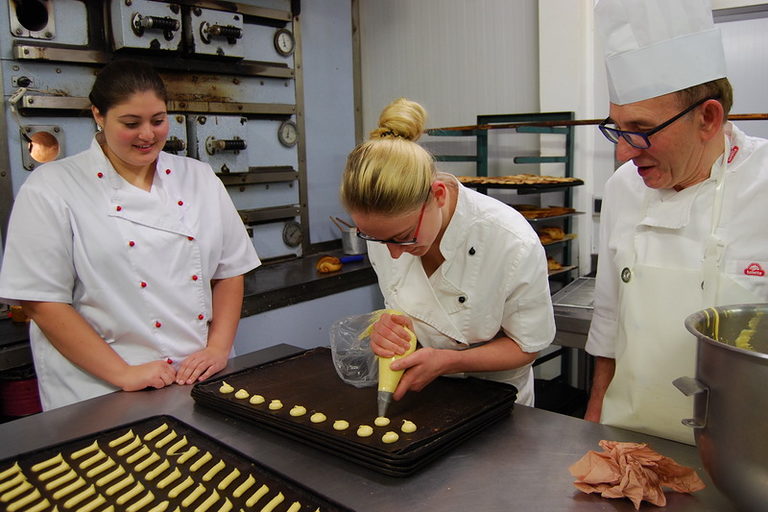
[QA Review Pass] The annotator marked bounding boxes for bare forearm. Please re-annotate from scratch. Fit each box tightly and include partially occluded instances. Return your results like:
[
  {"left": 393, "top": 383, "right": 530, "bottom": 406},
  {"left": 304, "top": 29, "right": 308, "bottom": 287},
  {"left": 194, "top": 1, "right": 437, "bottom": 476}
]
[
  {"left": 20, "top": 301, "right": 130, "bottom": 386},
  {"left": 207, "top": 275, "right": 244, "bottom": 354},
  {"left": 441, "top": 337, "right": 538, "bottom": 375},
  {"left": 584, "top": 356, "right": 616, "bottom": 421}
]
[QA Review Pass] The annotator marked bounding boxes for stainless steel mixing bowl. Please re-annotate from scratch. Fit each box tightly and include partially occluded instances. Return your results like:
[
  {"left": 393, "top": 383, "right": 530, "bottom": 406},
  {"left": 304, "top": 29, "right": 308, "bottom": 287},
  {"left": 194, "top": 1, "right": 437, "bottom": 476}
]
[{"left": 676, "top": 303, "right": 768, "bottom": 512}]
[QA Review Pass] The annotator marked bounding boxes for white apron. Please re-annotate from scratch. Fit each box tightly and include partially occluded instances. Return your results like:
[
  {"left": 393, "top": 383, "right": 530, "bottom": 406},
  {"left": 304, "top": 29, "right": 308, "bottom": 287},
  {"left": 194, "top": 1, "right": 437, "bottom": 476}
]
[{"left": 601, "top": 145, "right": 763, "bottom": 444}]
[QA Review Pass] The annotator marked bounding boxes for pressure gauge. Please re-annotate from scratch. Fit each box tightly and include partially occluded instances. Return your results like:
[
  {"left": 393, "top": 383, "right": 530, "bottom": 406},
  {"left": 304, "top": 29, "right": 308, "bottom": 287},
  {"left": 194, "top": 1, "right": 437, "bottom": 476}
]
[
  {"left": 282, "top": 221, "right": 303, "bottom": 247},
  {"left": 273, "top": 28, "right": 295, "bottom": 57},
  {"left": 277, "top": 120, "right": 298, "bottom": 148}
]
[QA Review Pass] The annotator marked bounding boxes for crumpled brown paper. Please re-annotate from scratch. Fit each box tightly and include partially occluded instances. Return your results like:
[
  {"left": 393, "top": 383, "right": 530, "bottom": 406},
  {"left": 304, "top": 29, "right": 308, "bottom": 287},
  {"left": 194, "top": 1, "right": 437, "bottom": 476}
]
[{"left": 569, "top": 440, "right": 706, "bottom": 509}]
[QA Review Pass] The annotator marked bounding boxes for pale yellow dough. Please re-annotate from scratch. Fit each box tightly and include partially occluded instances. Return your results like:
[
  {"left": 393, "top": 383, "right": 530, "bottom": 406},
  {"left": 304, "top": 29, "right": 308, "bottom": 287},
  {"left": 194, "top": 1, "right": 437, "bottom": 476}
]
[
  {"left": 249, "top": 395, "right": 265, "bottom": 405},
  {"left": 382, "top": 431, "right": 399, "bottom": 444},
  {"left": 219, "top": 381, "right": 234, "bottom": 394},
  {"left": 234, "top": 389, "right": 249, "bottom": 399},
  {"left": 332, "top": 420, "right": 349, "bottom": 431},
  {"left": 374, "top": 416, "right": 390, "bottom": 427},
  {"left": 356, "top": 425, "right": 373, "bottom": 437},
  {"left": 309, "top": 413, "right": 326, "bottom": 423},
  {"left": 268, "top": 400, "right": 283, "bottom": 410},
  {"left": 401, "top": 420, "right": 417, "bottom": 433},
  {"left": 289, "top": 406, "right": 307, "bottom": 417}
]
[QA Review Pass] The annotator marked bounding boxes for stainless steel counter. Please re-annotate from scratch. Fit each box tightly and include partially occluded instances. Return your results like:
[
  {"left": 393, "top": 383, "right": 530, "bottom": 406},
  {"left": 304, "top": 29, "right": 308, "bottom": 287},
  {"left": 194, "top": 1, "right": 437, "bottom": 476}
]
[{"left": 0, "top": 344, "right": 735, "bottom": 512}]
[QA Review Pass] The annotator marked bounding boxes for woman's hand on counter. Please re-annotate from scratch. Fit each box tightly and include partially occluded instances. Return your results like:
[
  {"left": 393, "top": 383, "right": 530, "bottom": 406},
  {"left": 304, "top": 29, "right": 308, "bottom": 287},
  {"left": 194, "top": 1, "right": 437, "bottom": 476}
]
[
  {"left": 175, "top": 345, "right": 230, "bottom": 385},
  {"left": 369, "top": 313, "right": 414, "bottom": 358},
  {"left": 119, "top": 361, "right": 177, "bottom": 391}
]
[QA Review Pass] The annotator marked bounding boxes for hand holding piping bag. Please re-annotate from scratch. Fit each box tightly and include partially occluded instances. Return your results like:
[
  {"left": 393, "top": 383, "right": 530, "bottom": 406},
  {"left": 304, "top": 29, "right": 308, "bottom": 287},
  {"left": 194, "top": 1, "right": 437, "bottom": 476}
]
[{"left": 362, "top": 310, "right": 417, "bottom": 416}]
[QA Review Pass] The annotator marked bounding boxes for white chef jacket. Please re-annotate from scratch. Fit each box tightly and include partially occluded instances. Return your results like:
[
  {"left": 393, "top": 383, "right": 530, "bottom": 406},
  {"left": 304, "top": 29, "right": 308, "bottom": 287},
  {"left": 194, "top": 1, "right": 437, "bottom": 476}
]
[
  {"left": 0, "top": 137, "right": 261, "bottom": 410},
  {"left": 367, "top": 175, "right": 555, "bottom": 405},
  {"left": 587, "top": 123, "right": 768, "bottom": 358}
]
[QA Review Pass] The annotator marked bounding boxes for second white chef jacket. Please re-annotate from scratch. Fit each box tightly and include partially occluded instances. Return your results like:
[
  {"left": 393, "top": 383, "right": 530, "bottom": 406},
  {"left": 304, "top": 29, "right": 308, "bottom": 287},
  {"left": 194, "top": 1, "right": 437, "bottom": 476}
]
[
  {"left": 0, "top": 137, "right": 261, "bottom": 410},
  {"left": 367, "top": 175, "right": 555, "bottom": 405},
  {"left": 587, "top": 122, "right": 768, "bottom": 358}
]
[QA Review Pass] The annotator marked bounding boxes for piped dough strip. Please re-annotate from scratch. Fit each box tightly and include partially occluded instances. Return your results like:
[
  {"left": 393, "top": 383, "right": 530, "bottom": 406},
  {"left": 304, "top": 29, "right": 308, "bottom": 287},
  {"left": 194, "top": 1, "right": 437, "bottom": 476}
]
[
  {"left": 45, "top": 469, "right": 77, "bottom": 490},
  {"left": 143, "top": 423, "right": 169, "bottom": 442},
  {"left": 116, "top": 436, "right": 142, "bottom": 457},
  {"left": 167, "top": 476, "right": 193, "bottom": 498},
  {"left": 285, "top": 502, "right": 301, "bottom": 512},
  {"left": 22, "top": 497, "right": 50, "bottom": 512},
  {"left": 105, "top": 473, "right": 134, "bottom": 496},
  {"left": 52, "top": 477, "right": 85, "bottom": 500},
  {"left": 245, "top": 485, "right": 269, "bottom": 507},
  {"left": 30, "top": 453, "right": 63, "bottom": 472},
  {"left": 175, "top": 446, "right": 200, "bottom": 465},
  {"left": 38, "top": 461, "right": 70, "bottom": 481},
  {"left": 231, "top": 474, "right": 254, "bottom": 497},
  {"left": 108, "top": 430, "right": 135, "bottom": 448},
  {"left": 134, "top": 452, "right": 161, "bottom": 472},
  {"left": 0, "top": 473, "right": 26, "bottom": 494},
  {"left": 180, "top": 483, "right": 206, "bottom": 508},
  {"left": 1, "top": 480, "right": 33, "bottom": 502},
  {"left": 202, "top": 460, "right": 225, "bottom": 482},
  {"left": 125, "top": 445, "right": 150, "bottom": 464},
  {"left": 0, "top": 462, "right": 21, "bottom": 481},
  {"left": 154, "top": 431, "right": 177, "bottom": 450},
  {"left": 79, "top": 450, "right": 107, "bottom": 470},
  {"left": 146, "top": 500, "right": 170, "bottom": 512},
  {"left": 70, "top": 441, "right": 100, "bottom": 461},
  {"left": 115, "top": 481, "right": 144, "bottom": 505},
  {"left": 216, "top": 468, "right": 240, "bottom": 490},
  {"left": 86, "top": 457, "right": 116, "bottom": 478},
  {"left": 165, "top": 436, "right": 188, "bottom": 456},
  {"left": 215, "top": 498, "right": 233, "bottom": 512},
  {"left": 75, "top": 494, "right": 106, "bottom": 512},
  {"left": 6, "top": 487, "right": 41, "bottom": 512},
  {"left": 63, "top": 484, "right": 96, "bottom": 509},
  {"left": 194, "top": 489, "right": 220, "bottom": 512},
  {"left": 94, "top": 465, "right": 125, "bottom": 487},
  {"left": 259, "top": 492, "right": 284, "bottom": 512},
  {"left": 156, "top": 468, "right": 181, "bottom": 489},
  {"left": 145, "top": 459, "right": 170, "bottom": 481},
  {"left": 126, "top": 490, "right": 154, "bottom": 512},
  {"left": 188, "top": 452, "right": 212, "bottom": 472}
]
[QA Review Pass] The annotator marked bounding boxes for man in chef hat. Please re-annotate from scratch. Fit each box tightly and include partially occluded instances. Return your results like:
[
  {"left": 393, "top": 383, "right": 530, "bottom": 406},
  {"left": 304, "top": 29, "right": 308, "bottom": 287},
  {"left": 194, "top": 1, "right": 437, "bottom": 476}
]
[{"left": 585, "top": 0, "right": 768, "bottom": 444}]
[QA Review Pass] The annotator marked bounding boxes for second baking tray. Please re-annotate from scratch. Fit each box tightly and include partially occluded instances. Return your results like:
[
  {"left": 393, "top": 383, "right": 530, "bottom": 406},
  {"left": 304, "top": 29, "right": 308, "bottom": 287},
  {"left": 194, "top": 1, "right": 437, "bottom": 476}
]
[
  {"left": 0, "top": 414, "right": 354, "bottom": 512},
  {"left": 192, "top": 347, "right": 517, "bottom": 476}
]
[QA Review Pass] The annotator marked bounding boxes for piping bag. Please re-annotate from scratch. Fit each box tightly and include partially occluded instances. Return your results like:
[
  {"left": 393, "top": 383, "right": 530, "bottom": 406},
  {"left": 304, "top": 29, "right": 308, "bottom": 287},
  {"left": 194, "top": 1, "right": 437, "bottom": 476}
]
[{"left": 359, "top": 309, "right": 417, "bottom": 417}]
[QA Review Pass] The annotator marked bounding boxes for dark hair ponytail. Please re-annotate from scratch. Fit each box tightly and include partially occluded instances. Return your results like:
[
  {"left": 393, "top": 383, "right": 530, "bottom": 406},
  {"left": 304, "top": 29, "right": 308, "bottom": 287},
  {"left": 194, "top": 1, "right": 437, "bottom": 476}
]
[{"left": 89, "top": 59, "right": 168, "bottom": 114}]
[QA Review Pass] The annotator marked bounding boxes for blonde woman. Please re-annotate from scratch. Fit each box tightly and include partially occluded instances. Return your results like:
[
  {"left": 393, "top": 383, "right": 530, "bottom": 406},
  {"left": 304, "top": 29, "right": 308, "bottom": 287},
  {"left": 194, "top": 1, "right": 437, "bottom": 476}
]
[{"left": 340, "top": 98, "right": 555, "bottom": 406}]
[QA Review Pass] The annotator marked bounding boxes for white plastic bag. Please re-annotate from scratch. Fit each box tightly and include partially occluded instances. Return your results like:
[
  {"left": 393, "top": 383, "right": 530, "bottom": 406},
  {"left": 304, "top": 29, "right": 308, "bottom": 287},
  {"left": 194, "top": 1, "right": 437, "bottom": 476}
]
[{"left": 329, "top": 312, "right": 379, "bottom": 388}]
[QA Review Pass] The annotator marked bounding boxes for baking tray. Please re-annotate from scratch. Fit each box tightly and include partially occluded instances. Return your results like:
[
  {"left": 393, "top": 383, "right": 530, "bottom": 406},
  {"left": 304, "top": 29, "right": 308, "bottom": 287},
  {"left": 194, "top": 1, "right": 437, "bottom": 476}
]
[
  {"left": 0, "top": 415, "right": 355, "bottom": 512},
  {"left": 191, "top": 347, "right": 517, "bottom": 476}
]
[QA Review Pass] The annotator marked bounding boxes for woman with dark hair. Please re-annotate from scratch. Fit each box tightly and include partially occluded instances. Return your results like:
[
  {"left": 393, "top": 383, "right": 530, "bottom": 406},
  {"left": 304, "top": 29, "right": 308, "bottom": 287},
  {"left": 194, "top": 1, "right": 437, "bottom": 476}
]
[{"left": 0, "top": 60, "right": 260, "bottom": 410}]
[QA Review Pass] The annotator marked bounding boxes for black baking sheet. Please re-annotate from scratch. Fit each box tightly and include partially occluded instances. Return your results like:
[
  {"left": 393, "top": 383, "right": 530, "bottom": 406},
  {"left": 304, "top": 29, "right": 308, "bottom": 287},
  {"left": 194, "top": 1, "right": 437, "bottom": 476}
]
[
  {"left": 0, "top": 415, "right": 354, "bottom": 512},
  {"left": 191, "top": 347, "right": 517, "bottom": 475}
]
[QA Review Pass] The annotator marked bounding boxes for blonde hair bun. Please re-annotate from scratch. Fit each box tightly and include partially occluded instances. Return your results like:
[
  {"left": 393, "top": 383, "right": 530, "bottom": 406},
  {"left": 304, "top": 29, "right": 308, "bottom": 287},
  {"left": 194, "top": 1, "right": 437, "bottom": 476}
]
[{"left": 370, "top": 98, "right": 426, "bottom": 142}]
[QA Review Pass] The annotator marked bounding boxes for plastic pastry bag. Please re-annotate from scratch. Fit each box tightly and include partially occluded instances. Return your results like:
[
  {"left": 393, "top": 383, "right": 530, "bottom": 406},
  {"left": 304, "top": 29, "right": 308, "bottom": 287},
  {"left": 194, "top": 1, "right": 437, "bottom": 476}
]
[{"left": 329, "top": 309, "right": 402, "bottom": 388}]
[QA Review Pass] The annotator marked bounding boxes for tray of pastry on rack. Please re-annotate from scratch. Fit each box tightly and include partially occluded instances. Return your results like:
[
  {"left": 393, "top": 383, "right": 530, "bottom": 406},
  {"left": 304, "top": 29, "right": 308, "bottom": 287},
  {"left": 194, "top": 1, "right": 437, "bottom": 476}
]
[
  {"left": 0, "top": 415, "right": 355, "bottom": 512},
  {"left": 457, "top": 174, "right": 584, "bottom": 191}
]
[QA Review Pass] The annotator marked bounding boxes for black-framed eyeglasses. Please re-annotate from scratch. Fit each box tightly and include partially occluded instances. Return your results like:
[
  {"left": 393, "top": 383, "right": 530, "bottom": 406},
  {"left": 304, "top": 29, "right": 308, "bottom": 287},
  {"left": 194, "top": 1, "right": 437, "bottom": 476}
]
[
  {"left": 599, "top": 96, "right": 719, "bottom": 149},
  {"left": 356, "top": 192, "right": 430, "bottom": 245}
]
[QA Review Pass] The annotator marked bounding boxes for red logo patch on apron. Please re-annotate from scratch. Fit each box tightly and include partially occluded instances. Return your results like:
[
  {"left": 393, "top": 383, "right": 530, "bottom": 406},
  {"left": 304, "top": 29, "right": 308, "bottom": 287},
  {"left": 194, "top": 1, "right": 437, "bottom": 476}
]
[
  {"left": 727, "top": 145, "right": 739, "bottom": 164},
  {"left": 744, "top": 262, "right": 765, "bottom": 277}
]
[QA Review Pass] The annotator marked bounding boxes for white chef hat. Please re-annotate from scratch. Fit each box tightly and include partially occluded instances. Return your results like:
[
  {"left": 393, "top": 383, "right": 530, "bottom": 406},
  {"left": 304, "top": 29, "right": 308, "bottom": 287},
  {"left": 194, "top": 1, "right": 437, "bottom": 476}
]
[{"left": 595, "top": 0, "right": 727, "bottom": 105}]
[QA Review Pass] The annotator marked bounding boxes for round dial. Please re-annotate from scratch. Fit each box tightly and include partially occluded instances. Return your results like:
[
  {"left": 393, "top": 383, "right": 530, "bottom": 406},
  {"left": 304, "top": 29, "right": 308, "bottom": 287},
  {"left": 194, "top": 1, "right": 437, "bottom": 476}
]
[
  {"left": 274, "top": 28, "right": 295, "bottom": 57},
  {"left": 282, "top": 221, "right": 303, "bottom": 247},
  {"left": 278, "top": 120, "right": 298, "bottom": 148}
]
